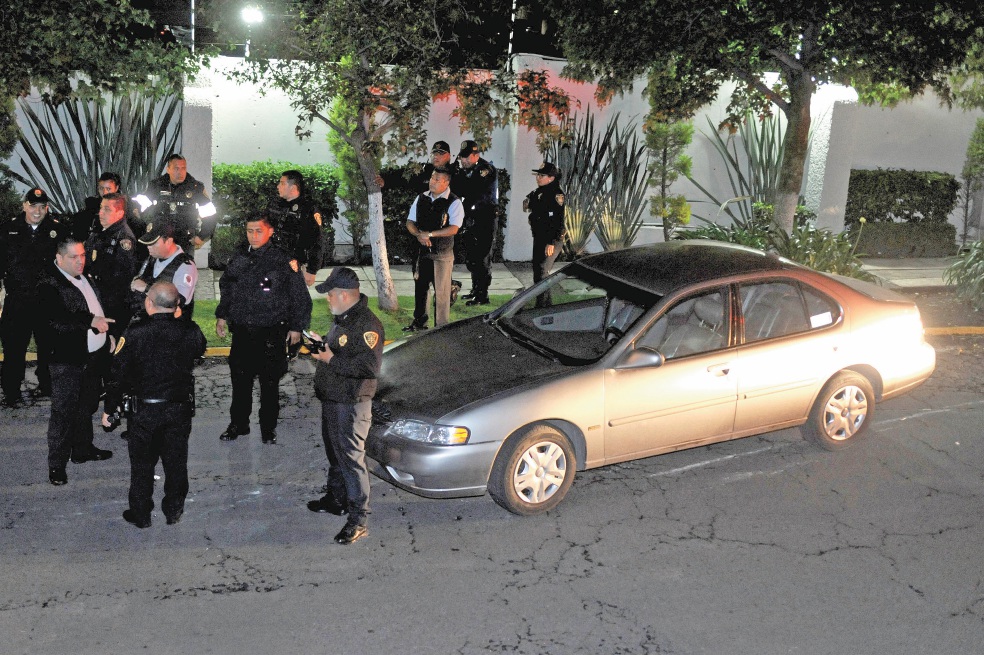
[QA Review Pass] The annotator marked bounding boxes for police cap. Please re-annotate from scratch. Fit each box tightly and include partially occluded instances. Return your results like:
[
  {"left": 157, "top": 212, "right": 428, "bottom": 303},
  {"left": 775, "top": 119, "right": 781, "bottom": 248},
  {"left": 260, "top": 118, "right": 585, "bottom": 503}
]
[
  {"left": 315, "top": 267, "right": 360, "bottom": 293},
  {"left": 24, "top": 187, "right": 50, "bottom": 205}
]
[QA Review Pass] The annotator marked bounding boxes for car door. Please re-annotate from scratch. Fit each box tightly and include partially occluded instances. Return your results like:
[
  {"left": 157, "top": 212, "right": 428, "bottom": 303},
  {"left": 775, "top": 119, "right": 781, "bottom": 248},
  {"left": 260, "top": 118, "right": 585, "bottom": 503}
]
[
  {"left": 732, "top": 279, "right": 844, "bottom": 433},
  {"left": 604, "top": 288, "right": 738, "bottom": 461}
]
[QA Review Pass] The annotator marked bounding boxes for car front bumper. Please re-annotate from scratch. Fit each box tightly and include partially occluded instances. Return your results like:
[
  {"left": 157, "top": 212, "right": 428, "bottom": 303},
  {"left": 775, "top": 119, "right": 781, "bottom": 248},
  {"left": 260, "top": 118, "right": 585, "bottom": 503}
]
[{"left": 366, "top": 428, "right": 500, "bottom": 499}]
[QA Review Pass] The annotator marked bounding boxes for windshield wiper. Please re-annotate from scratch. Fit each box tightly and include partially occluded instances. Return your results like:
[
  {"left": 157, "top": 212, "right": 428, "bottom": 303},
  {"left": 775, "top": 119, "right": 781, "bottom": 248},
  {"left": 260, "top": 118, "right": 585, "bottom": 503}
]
[{"left": 493, "top": 320, "right": 559, "bottom": 362}]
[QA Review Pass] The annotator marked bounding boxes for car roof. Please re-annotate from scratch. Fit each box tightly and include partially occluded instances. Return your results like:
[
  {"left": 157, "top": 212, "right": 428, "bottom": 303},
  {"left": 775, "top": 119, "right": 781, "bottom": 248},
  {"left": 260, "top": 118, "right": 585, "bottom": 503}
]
[{"left": 574, "top": 241, "right": 799, "bottom": 296}]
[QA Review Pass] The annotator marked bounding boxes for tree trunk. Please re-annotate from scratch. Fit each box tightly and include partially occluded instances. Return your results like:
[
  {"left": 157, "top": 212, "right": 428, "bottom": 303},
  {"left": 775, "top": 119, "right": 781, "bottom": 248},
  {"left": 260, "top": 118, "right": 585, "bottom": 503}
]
[
  {"left": 774, "top": 71, "right": 815, "bottom": 233},
  {"left": 352, "top": 133, "right": 398, "bottom": 311}
]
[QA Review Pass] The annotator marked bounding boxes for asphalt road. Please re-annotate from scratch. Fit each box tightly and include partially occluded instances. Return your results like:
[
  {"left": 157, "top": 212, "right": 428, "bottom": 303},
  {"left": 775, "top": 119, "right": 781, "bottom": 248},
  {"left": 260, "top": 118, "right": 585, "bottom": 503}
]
[{"left": 1, "top": 334, "right": 983, "bottom": 655}]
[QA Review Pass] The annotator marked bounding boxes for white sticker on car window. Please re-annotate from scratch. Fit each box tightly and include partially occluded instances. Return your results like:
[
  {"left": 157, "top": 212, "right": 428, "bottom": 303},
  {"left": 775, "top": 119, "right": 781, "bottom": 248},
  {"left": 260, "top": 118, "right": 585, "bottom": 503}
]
[{"left": 810, "top": 312, "right": 833, "bottom": 328}]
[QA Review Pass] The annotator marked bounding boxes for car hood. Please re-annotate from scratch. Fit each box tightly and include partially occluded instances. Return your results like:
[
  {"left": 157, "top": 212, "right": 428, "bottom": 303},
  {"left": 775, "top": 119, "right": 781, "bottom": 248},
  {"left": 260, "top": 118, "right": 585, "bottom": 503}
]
[{"left": 376, "top": 317, "right": 571, "bottom": 420}]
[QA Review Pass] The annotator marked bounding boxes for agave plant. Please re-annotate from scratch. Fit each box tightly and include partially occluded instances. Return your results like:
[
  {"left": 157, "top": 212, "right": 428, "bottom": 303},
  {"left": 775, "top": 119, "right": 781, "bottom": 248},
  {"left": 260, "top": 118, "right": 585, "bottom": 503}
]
[
  {"left": 944, "top": 240, "right": 984, "bottom": 311},
  {"left": 548, "top": 109, "right": 652, "bottom": 255},
  {"left": 9, "top": 93, "right": 182, "bottom": 213}
]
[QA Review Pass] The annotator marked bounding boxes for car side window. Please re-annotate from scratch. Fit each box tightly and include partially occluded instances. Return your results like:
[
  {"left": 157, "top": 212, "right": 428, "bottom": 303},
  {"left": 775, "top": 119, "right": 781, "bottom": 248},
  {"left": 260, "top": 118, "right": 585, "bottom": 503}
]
[
  {"left": 739, "top": 281, "right": 838, "bottom": 343},
  {"left": 636, "top": 289, "right": 728, "bottom": 359}
]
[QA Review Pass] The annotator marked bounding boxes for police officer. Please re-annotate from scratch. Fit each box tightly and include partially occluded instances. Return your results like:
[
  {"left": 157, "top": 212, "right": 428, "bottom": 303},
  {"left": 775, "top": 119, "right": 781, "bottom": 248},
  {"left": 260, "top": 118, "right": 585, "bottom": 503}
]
[
  {"left": 130, "top": 221, "right": 198, "bottom": 320},
  {"left": 452, "top": 140, "right": 498, "bottom": 306},
  {"left": 70, "top": 172, "right": 120, "bottom": 241},
  {"left": 267, "top": 170, "right": 325, "bottom": 286},
  {"left": 85, "top": 192, "right": 138, "bottom": 338},
  {"left": 306, "top": 267, "right": 384, "bottom": 545},
  {"left": 377, "top": 140, "right": 453, "bottom": 193},
  {"left": 403, "top": 167, "right": 464, "bottom": 331},
  {"left": 133, "top": 154, "right": 217, "bottom": 251},
  {"left": 0, "top": 188, "right": 69, "bottom": 405},
  {"left": 215, "top": 213, "right": 312, "bottom": 444},
  {"left": 525, "top": 162, "right": 567, "bottom": 285},
  {"left": 102, "top": 282, "right": 207, "bottom": 528},
  {"left": 40, "top": 238, "right": 115, "bottom": 486}
]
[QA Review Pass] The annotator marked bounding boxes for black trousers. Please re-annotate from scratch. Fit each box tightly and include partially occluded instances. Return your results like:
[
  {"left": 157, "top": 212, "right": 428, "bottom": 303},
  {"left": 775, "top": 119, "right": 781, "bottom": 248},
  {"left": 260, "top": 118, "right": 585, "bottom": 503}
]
[
  {"left": 464, "top": 214, "right": 496, "bottom": 298},
  {"left": 47, "top": 353, "right": 105, "bottom": 468},
  {"left": 1, "top": 294, "right": 52, "bottom": 397},
  {"left": 126, "top": 402, "right": 193, "bottom": 520},
  {"left": 321, "top": 399, "right": 372, "bottom": 522},
  {"left": 531, "top": 238, "right": 563, "bottom": 285},
  {"left": 228, "top": 325, "right": 287, "bottom": 433}
]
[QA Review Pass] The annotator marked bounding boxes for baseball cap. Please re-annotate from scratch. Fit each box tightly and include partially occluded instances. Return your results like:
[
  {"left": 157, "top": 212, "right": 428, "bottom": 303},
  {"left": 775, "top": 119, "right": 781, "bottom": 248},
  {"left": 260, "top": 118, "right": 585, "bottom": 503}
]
[
  {"left": 138, "top": 220, "right": 178, "bottom": 245},
  {"left": 24, "top": 188, "right": 50, "bottom": 204},
  {"left": 431, "top": 141, "right": 451, "bottom": 154},
  {"left": 532, "top": 161, "right": 560, "bottom": 177},
  {"left": 458, "top": 140, "right": 480, "bottom": 157},
  {"left": 315, "top": 267, "right": 361, "bottom": 293}
]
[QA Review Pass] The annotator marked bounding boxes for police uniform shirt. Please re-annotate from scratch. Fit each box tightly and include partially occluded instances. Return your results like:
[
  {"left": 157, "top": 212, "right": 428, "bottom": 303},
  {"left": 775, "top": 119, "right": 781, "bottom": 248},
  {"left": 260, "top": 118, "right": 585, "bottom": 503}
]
[
  {"left": 526, "top": 179, "right": 567, "bottom": 244},
  {"left": 215, "top": 242, "right": 312, "bottom": 331},
  {"left": 452, "top": 158, "right": 498, "bottom": 217},
  {"left": 313, "top": 294, "right": 384, "bottom": 404},
  {"left": 84, "top": 218, "right": 137, "bottom": 312},
  {"left": 266, "top": 195, "right": 324, "bottom": 274},
  {"left": 0, "top": 213, "right": 69, "bottom": 297},
  {"left": 134, "top": 173, "right": 217, "bottom": 242}
]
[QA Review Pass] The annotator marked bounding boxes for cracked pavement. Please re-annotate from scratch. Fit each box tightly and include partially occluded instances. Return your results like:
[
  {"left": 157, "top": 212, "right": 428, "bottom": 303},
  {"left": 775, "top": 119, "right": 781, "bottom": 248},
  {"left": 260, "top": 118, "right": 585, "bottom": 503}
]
[{"left": 1, "top": 335, "right": 983, "bottom": 654}]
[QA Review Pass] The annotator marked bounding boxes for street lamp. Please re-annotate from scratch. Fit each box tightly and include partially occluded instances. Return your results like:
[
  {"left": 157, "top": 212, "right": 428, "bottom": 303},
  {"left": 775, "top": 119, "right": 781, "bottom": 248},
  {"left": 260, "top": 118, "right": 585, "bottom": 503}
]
[{"left": 241, "top": 6, "right": 264, "bottom": 57}]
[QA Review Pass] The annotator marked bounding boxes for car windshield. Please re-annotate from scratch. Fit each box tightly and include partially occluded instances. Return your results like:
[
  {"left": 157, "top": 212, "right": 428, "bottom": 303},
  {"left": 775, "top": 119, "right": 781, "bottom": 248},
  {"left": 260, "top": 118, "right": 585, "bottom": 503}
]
[{"left": 495, "top": 265, "right": 660, "bottom": 363}]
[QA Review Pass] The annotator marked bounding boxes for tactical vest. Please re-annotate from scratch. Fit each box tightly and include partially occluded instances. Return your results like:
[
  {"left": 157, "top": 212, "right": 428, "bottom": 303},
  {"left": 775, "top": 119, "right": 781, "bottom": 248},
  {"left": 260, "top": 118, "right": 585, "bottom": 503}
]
[
  {"left": 135, "top": 252, "right": 196, "bottom": 319},
  {"left": 414, "top": 192, "right": 458, "bottom": 257}
]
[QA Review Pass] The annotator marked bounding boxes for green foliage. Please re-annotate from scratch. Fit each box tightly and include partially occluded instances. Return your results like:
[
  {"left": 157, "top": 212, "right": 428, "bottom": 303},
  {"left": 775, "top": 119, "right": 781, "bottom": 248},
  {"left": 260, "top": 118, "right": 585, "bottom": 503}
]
[
  {"left": 0, "top": 175, "right": 22, "bottom": 219},
  {"left": 679, "top": 203, "right": 872, "bottom": 280},
  {"left": 958, "top": 118, "right": 984, "bottom": 246},
  {"left": 8, "top": 94, "right": 181, "bottom": 213},
  {"left": 547, "top": 110, "right": 652, "bottom": 255},
  {"left": 644, "top": 118, "right": 693, "bottom": 241},
  {"left": 688, "top": 112, "right": 789, "bottom": 227},
  {"left": 327, "top": 96, "right": 374, "bottom": 261},
  {"left": 547, "top": 0, "right": 982, "bottom": 232},
  {"left": 944, "top": 240, "right": 984, "bottom": 311},
  {"left": 210, "top": 161, "right": 340, "bottom": 266},
  {"left": 845, "top": 169, "right": 960, "bottom": 227}
]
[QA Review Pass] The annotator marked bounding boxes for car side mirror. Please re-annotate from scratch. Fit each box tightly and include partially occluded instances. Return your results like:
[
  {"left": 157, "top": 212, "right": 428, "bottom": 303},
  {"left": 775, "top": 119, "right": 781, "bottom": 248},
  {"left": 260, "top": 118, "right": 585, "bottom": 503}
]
[{"left": 616, "top": 346, "right": 665, "bottom": 370}]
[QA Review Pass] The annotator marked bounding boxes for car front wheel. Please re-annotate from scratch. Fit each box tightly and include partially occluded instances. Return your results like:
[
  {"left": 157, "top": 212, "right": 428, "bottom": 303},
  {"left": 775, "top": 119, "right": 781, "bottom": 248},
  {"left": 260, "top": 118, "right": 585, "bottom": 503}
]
[
  {"left": 804, "top": 371, "right": 875, "bottom": 451},
  {"left": 488, "top": 425, "right": 575, "bottom": 515}
]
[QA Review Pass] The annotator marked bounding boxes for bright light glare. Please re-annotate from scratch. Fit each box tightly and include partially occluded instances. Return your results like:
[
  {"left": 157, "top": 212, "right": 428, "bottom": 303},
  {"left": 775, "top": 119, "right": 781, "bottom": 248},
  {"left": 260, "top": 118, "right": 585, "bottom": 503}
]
[{"left": 241, "top": 7, "right": 264, "bottom": 24}]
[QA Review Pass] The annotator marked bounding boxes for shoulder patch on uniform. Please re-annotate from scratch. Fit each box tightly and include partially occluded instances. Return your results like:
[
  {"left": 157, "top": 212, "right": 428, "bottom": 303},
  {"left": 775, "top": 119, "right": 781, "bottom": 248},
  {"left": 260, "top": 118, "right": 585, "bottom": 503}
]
[
  {"left": 364, "top": 331, "right": 380, "bottom": 349},
  {"left": 290, "top": 259, "right": 299, "bottom": 273},
  {"left": 338, "top": 334, "right": 348, "bottom": 347},
  {"left": 313, "top": 212, "right": 322, "bottom": 226},
  {"left": 480, "top": 169, "right": 489, "bottom": 177},
  {"left": 183, "top": 273, "right": 194, "bottom": 286},
  {"left": 91, "top": 250, "right": 98, "bottom": 261},
  {"left": 114, "top": 336, "right": 126, "bottom": 355},
  {"left": 120, "top": 239, "right": 133, "bottom": 251},
  {"left": 556, "top": 194, "right": 565, "bottom": 207}
]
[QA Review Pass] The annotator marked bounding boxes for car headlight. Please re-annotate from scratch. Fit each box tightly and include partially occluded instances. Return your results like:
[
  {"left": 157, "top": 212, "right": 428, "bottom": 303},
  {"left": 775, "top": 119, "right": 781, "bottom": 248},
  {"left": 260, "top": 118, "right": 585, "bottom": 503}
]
[{"left": 385, "top": 419, "right": 470, "bottom": 445}]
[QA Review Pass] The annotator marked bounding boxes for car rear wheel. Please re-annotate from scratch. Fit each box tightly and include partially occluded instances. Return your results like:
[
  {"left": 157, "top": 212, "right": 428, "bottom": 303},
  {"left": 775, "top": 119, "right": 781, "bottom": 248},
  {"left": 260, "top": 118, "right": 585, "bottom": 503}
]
[
  {"left": 804, "top": 372, "right": 875, "bottom": 451},
  {"left": 489, "top": 425, "right": 575, "bottom": 515}
]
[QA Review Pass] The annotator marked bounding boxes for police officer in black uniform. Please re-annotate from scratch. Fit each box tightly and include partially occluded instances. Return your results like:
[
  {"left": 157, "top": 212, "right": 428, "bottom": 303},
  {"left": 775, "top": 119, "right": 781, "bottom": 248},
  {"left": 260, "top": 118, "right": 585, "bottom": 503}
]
[
  {"left": 102, "top": 281, "right": 207, "bottom": 528},
  {"left": 215, "top": 213, "right": 312, "bottom": 444},
  {"left": 133, "top": 154, "right": 216, "bottom": 251},
  {"left": 377, "top": 140, "right": 453, "bottom": 193},
  {"left": 306, "top": 267, "right": 384, "bottom": 545},
  {"left": 0, "top": 188, "right": 69, "bottom": 405},
  {"left": 267, "top": 170, "right": 325, "bottom": 286},
  {"left": 70, "top": 172, "right": 120, "bottom": 241},
  {"left": 525, "top": 162, "right": 567, "bottom": 285},
  {"left": 85, "top": 193, "right": 138, "bottom": 339},
  {"left": 130, "top": 221, "right": 198, "bottom": 320},
  {"left": 452, "top": 140, "right": 498, "bottom": 306}
]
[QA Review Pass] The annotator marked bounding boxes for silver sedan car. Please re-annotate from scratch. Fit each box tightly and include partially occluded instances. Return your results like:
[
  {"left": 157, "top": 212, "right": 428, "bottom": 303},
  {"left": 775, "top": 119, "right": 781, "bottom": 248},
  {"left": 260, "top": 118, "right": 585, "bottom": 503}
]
[{"left": 367, "top": 241, "right": 936, "bottom": 515}]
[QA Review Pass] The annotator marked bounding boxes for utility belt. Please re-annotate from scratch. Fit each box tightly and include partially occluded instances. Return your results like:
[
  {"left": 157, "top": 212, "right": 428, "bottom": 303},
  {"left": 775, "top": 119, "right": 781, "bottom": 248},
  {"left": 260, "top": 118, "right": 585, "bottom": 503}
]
[{"left": 131, "top": 394, "right": 196, "bottom": 417}]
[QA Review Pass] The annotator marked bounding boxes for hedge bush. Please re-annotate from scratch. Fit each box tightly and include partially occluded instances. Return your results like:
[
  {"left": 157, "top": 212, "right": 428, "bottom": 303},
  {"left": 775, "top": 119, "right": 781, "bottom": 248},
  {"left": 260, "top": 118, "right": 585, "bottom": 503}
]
[
  {"left": 210, "top": 161, "right": 340, "bottom": 267},
  {"left": 849, "top": 221, "right": 957, "bottom": 258},
  {"left": 844, "top": 168, "right": 959, "bottom": 226}
]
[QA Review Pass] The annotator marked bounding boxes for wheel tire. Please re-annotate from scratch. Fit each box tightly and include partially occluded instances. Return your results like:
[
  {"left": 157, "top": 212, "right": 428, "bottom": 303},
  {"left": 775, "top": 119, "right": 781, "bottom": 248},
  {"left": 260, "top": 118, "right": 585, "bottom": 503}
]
[
  {"left": 804, "top": 372, "right": 875, "bottom": 451},
  {"left": 488, "top": 425, "right": 576, "bottom": 515}
]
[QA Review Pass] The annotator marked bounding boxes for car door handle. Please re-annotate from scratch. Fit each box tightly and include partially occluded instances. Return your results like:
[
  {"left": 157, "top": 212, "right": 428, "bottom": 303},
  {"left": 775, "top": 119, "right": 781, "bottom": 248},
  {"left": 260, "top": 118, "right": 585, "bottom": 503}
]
[{"left": 707, "top": 363, "right": 731, "bottom": 376}]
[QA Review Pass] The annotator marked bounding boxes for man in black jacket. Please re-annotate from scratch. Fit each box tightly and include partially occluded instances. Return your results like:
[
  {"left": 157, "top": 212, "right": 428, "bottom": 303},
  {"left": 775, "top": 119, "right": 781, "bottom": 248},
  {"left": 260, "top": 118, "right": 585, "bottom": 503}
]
[
  {"left": 85, "top": 192, "right": 138, "bottom": 339},
  {"left": 306, "top": 267, "right": 384, "bottom": 545},
  {"left": 267, "top": 170, "right": 325, "bottom": 286},
  {"left": 0, "top": 188, "right": 70, "bottom": 406},
  {"left": 215, "top": 214, "right": 312, "bottom": 444},
  {"left": 525, "top": 162, "right": 567, "bottom": 285},
  {"left": 133, "top": 154, "right": 216, "bottom": 251},
  {"left": 39, "top": 238, "right": 115, "bottom": 486},
  {"left": 452, "top": 140, "right": 498, "bottom": 306},
  {"left": 103, "top": 282, "right": 207, "bottom": 528}
]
